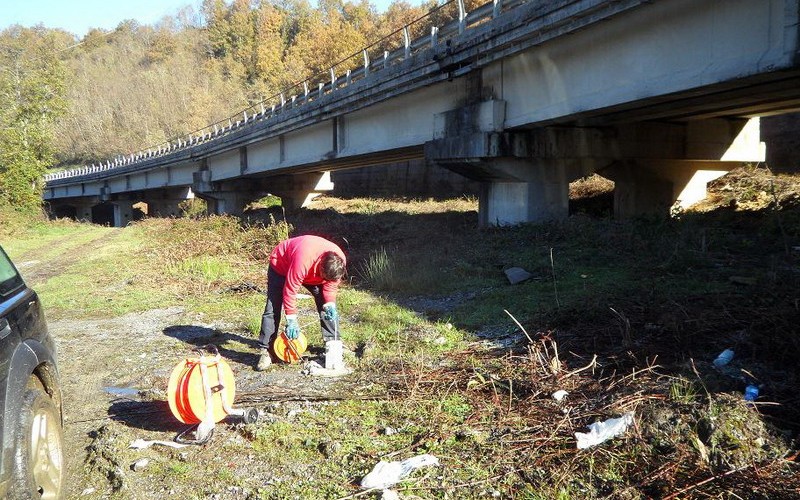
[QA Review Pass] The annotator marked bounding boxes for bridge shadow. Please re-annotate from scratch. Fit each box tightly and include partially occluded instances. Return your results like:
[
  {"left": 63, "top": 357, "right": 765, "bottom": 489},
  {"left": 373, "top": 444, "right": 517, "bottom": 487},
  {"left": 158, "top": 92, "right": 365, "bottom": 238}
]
[{"left": 241, "top": 192, "right": 800, "bottom": 434}]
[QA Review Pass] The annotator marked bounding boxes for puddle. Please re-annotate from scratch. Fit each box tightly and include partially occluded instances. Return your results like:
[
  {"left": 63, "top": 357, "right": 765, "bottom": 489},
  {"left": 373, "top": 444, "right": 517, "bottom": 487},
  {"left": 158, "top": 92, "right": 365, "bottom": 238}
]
[{"left": 104, "top": 386, "right": 140, "bottom": 397}]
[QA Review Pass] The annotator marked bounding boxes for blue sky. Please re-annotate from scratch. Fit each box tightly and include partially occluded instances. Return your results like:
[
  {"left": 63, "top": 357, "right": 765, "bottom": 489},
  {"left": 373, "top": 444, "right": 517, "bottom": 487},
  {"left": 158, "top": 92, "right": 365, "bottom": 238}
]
[{"left": 0, "top": 0, "right": 401, "bottom": 38}]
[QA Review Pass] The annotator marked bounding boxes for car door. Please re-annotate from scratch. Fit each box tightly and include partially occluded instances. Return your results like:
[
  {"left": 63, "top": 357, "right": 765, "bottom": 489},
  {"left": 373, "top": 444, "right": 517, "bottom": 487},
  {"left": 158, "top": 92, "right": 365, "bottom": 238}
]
[{"left": 0, "top": 247, "right": 27, "bottom": 477}]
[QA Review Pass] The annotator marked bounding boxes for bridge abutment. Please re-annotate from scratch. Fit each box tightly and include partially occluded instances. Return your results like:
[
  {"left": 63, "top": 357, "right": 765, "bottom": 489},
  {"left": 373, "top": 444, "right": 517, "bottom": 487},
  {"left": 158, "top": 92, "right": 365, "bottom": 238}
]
[{"left": 600, "top": 161, "right": 732, "bottom": 218}]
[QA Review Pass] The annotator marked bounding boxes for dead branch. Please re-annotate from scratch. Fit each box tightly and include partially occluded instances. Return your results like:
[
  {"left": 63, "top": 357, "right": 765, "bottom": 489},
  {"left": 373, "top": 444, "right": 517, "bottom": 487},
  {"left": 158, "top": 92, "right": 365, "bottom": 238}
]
[{"left": 561, "top": 354, "right": 598, "bottom": 379}]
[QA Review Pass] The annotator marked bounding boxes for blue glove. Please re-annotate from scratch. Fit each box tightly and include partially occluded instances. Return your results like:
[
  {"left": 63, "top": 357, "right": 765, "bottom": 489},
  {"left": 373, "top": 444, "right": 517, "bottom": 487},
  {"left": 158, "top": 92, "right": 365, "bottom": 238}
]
[
  {"left": 321, "top": 303, "right": 338, "bottom": 322},
  {"left": 285, "top": 317, "right": 300, "bottom": 339}
]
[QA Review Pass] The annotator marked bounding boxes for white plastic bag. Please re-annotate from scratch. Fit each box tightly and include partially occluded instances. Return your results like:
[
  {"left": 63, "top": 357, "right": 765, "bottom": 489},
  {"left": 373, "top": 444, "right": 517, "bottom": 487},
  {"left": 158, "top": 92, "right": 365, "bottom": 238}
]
[
  {"left": 360, "top": 454, "right": 439, "bottom": 489},
  {"left": 575, "top": 412, "right": 634, "bottom": 449}
]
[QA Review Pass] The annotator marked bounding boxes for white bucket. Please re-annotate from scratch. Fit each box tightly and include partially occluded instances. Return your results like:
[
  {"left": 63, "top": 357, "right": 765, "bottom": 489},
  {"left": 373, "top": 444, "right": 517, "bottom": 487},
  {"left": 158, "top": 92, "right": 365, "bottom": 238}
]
[{"left": 325, "top": 340, "right": 344, "bottom": 370}]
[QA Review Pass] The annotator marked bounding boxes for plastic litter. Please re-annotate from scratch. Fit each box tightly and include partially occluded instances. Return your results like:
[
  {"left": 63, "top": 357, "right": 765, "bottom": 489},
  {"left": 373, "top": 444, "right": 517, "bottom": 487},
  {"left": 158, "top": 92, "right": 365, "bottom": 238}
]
[
  {"left": 129, "top": 438, "right": 189, "bottom": 450},
  {"left": 381, "top": 490, "right": 400, "bottom": 500},
  {"left": 744, "top": 384, "right": 759, "bottom": 401},
  {"left": 575, "top": 412, "right": 635, "bottom": 449},
  {"left": 552, "top": 390, "right": 569, "bottom": 402},
  {"left": 360, "top": 454, "right": 439, "bottom": 490},
  {"left": 713, "top": 349, "right": 734, "bottom": 368}
]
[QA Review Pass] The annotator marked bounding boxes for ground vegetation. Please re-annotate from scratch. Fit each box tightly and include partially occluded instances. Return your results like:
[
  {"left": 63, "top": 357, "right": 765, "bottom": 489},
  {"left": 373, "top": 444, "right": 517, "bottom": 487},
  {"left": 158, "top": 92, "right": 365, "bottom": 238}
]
[{"left": 3, "top": 165, "right": 799, "bottom": 499}]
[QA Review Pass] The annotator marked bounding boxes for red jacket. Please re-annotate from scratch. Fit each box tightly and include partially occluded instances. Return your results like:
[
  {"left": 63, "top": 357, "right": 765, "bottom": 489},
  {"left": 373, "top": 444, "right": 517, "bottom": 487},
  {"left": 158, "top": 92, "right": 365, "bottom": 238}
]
[{"left": 269, "top": 235, "right": 346, "bottom": 316}]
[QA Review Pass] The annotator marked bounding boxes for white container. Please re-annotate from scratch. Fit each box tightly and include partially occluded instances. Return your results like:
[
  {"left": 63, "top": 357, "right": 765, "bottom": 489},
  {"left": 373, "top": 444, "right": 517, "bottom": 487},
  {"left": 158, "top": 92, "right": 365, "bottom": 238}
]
[{"left": 325, "top": 340, "right": 344, "bottom": 370}]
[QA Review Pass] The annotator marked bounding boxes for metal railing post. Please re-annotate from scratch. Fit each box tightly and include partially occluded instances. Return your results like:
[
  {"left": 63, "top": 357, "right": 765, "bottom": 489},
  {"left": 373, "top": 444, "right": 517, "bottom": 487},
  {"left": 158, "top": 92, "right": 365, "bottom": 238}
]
[{"left": 493, "top": 0, "right": 502, "bottom": 18}]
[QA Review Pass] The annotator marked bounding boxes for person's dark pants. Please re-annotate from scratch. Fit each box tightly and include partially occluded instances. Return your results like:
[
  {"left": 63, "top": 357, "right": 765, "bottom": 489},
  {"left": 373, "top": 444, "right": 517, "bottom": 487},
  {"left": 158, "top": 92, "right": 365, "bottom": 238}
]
[{"left": 258, "top": 266, "right": 338, "bottom": 352}]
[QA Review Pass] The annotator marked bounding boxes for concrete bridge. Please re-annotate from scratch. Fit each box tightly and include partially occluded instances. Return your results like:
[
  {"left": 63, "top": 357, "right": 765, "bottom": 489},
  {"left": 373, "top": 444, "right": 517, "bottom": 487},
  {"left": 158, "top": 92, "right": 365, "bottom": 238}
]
[{"left": 45, "top": 0, "right": 800, "bottom": 226}]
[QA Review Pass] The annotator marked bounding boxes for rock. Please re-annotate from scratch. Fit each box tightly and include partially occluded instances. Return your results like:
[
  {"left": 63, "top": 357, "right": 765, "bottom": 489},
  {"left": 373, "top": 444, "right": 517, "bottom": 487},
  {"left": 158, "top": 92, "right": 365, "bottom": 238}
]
[
  {"left": 504, "top": 267, "right": 533, "bottom": 285},
  {"left": 131, "top": 458, "right": 150, "bottom": 472}
]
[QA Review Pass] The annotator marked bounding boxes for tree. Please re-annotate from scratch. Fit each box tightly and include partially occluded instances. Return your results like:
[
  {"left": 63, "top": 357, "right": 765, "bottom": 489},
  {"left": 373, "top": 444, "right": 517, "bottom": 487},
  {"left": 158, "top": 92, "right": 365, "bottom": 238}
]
[{"left": 0, "top": 26, "right": 68, "bottom": 213}]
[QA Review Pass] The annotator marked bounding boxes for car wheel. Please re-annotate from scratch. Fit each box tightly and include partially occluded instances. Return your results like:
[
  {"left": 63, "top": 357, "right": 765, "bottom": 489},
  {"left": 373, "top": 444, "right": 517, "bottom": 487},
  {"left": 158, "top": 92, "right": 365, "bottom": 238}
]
[{"left": 9, "top": 379, "right": 65, "bottom": 500}]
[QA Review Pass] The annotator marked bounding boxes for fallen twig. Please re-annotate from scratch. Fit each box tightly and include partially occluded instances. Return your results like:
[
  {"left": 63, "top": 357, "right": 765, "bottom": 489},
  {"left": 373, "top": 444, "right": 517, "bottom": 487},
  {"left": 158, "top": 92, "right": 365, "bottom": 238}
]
[
  {"left": 561, "top": 354, "right": 597, "bottom": 379},
  {"left": 334, "top": 487, "right": 380, "bottom": 500},
  {"left": 662, "top": 463, "right": 755, "bottom": 500},
  {"left": 504, "top": 309, "right": 534, "bottom": 343}
]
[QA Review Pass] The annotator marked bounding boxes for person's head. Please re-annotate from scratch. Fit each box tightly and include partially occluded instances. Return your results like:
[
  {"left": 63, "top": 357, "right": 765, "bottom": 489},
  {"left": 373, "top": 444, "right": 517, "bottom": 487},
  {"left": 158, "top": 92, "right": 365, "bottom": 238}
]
[{"left": 321, "top": 251, "right": 346, "bottom": 281}]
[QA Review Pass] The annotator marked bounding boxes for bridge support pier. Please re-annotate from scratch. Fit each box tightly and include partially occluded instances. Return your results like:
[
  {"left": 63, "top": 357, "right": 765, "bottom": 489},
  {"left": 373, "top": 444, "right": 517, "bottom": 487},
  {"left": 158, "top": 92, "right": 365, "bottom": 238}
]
[
  {"left": 268, "top": 172, "right": 334, "bottom": 210},
  {"left": 72, "top": 201, "right": 95, "bottom": 222},
  {"left": 601, "top": 161, "right": 734, "bottom": 218},
  {"left": 47, "top": 198, "right": 97, "bottom": 223},
  {"left": 196, "top": 192, "right": 249, "bottom": 216},
  {"left": 144, "top": 188, "right": 194, "bottom": 217},
  {"left": 114, "top": 201, "right": 136, "bottom": 227},
  {"left": 476, "top": 160, "right": 576, "bottom": 226},
  {"left": 147, "top": 200, "right": 185, "bottom": 218}
]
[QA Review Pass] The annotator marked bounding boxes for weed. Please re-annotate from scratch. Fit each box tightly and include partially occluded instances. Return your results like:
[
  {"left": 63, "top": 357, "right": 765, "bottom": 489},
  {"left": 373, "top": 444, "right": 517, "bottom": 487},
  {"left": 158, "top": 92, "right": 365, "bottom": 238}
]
[
  {"left": 439, "top": 393, "right": 472, "bottom": 422},
  {"left": 174, "top": 255, "right": 236, "bottom": 282},
  {"left": 357, "top": 247, "right": 395, "bottom": 290},
  {"left": 178, "top": 198, "right": 207, "bottom": 218},
  {"left": 669, "top": 377, "right": 698, "bottom": 404},
  {"left": 166, "top": 461, "right": 192, "bottom": 477}
]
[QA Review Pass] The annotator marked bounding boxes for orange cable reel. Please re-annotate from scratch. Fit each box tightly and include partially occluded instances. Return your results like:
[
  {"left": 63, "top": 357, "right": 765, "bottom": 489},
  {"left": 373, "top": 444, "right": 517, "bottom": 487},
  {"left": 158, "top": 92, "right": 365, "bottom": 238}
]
[
  {"left": 167, "top": 350, "right": 236, "bottom": 425},
  {"left": 273, "top": 331, "right": 308, "bottom": 363}
]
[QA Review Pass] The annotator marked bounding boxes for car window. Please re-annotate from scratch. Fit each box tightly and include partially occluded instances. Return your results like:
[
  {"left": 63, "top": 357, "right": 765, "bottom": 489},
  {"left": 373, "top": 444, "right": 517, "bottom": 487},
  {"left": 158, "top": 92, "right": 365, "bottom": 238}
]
[{"left": 0, "top": 247, "right": 24, "bottom": 299}]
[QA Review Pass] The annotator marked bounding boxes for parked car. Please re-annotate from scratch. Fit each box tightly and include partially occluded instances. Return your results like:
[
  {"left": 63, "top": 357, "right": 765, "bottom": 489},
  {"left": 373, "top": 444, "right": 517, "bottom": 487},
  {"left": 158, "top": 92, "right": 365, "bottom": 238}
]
[{"left": 0, "top": 245, "right": 64, "bottom": 499}]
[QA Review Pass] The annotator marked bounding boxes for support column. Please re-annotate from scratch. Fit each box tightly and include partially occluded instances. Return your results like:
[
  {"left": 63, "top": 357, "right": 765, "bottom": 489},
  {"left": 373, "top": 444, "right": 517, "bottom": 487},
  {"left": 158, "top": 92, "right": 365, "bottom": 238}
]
[
  {"left": 477, "top": 160, "right": 571, "bottom": 226},
  {"left": 268, "top": 172, "right": 334, "bottom": 210},
  {"left": 198, "top": 191, "right": 250, "bottom": 216},
  {"left": 193, "top": 170, "right": 255, "bottom": 216},
  {"left": 111, "top": 201, "right": 136, "bottom": 227},
  {"left": 602, "top": 160, "right": 737, "bottom": 218},
  {"left": 72, "top": 201, "right": 94, "bottom": 222},
  {"left": 144, "top": 188, "right": 195, "bottom": 217},
  {"left": 147, "top": 200, "right": 183, "bottom": 217},
  {"left": 761, "top": 112, "right": 800, "bottom": 173}
]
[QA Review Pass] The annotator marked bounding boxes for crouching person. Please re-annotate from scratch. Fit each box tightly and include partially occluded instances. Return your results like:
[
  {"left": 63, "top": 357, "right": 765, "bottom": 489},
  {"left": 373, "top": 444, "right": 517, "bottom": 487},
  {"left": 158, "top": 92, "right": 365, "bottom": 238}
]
[{"left": 256, "top": 235, "right": 346, "bottom": 370}]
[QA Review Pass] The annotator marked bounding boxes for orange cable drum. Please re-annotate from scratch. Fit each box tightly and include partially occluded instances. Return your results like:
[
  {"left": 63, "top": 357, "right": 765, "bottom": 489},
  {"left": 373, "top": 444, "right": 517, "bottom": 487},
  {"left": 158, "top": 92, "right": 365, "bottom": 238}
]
[
  {"left": 167, "top": 354, "right": 236, "bottom": 424},
  {"left": 273, "top": 331, "right": 308, "bottom": 363}
]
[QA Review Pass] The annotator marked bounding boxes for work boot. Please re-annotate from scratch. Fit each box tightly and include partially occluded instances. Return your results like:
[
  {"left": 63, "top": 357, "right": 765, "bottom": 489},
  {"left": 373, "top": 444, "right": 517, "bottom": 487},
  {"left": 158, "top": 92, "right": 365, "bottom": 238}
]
[{"left": 256, "top": 349, "right": 273, "bottom": 371}]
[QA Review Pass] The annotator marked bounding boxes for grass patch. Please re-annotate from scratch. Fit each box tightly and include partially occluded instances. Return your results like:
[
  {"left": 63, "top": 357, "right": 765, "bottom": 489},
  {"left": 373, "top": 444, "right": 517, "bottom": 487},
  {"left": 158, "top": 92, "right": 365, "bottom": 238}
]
[{"left": 356, "top": 247, "right": 395, "bottom": 290}]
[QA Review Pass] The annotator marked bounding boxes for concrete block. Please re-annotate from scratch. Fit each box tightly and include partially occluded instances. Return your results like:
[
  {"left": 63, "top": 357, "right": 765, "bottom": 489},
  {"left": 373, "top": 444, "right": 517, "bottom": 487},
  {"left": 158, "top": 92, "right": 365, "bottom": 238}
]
[{"left": 505, "top": 267, "right": 534, "bottom": 284}]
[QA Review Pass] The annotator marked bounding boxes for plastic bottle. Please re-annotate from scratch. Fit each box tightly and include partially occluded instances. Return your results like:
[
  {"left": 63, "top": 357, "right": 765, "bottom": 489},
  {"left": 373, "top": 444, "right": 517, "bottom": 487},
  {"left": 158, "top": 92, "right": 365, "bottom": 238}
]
[
  {"left": 744, "top": 385, "right": 759, "bottom": 401},
  {"left": 713, "top": 349, "right": 734, "bottom": 368}
]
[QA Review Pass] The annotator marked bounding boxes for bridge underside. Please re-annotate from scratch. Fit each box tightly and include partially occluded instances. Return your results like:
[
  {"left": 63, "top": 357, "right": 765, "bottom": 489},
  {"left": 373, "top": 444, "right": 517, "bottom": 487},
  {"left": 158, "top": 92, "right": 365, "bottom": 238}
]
[{"left": 425, "top": 98, "right": 766, "bottom": 225}]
